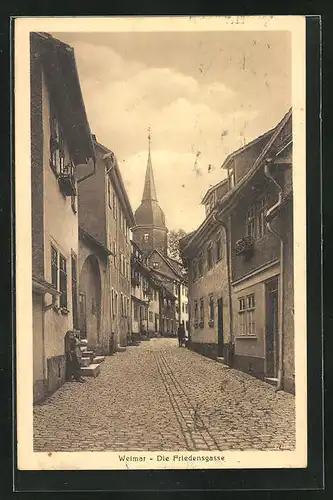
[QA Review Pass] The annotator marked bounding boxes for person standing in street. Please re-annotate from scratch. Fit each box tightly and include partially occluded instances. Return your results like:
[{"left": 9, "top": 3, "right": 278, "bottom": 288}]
[
  {"left": 64, "top": 330, "right": 85, "bottom": 383},
  {"left": 177, "top": 323, "right": 185, "bottom": 347}
]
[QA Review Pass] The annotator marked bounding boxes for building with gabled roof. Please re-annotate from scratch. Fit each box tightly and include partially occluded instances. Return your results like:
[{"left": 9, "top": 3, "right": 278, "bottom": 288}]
[
  {"left": 30, "top": 32, "right": 95, "bottom": 401},
  {"left": 181, "top": 108, "right": 294, "bottom": 392}
]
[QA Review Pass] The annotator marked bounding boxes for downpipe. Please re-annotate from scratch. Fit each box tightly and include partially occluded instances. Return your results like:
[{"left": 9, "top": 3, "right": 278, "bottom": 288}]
[{"left": 264, "top": 160, "right": 284, "bottom": 391}]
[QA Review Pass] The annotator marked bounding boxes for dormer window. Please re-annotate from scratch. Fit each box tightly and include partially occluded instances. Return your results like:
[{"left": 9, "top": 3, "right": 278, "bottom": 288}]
[
  {"left": 228, "top": 167, "right": 235, "bottom": 190},
  {"left": 143, "top": 233, "right": 149, "bottom": 242},
  {"left": 152, "top": 261, "right": 159, "bottom": 269}
]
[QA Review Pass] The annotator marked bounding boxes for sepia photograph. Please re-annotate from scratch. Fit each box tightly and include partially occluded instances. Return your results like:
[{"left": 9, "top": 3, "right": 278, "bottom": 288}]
[{"left": 15, "top": 16, "right": 307, "bottom": 471}]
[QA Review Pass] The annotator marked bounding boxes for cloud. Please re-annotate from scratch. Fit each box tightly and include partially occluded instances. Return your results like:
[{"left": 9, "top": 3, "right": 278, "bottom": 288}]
[{"left": 69, "top": 39, "right": 289, "bottom": 230}]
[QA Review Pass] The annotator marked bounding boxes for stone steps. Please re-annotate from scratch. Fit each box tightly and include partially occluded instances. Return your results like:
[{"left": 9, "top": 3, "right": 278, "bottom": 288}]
[
  {"left": 265, "top": 377, "right": 278, "bottom": 387},
  {"left": 93, "top": 356, "right": 105, "bottom": 364},
  {"left": 79, "top": 357, "right": 91, "bottom": 367},
  {"left": 80, "top": 363, "right": 101, "bottom": 377},
  {"left": 81, "top": 350, "right": 95, "bottom": 358}
]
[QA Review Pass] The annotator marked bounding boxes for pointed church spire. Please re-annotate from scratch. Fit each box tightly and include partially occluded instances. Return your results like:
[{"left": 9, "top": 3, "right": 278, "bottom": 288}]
[{"left": 142, "top": 127, "right": 158, "bottom": 202}]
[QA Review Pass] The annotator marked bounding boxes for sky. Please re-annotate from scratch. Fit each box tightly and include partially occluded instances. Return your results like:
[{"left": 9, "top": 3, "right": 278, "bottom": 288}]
[{"left": 52, "top": 30, "right": 291, "bottom": 232}]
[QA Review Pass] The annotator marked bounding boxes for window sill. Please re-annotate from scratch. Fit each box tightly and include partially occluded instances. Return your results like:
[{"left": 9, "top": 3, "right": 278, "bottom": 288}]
[{"left": 235, "top": 335, "right": 257, "bottom": 340}]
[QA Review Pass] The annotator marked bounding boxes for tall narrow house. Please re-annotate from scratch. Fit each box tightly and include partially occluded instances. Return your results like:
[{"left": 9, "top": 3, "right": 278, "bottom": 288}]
[{"left": 31, "top": 33, "right": 95, "bottom": 402}]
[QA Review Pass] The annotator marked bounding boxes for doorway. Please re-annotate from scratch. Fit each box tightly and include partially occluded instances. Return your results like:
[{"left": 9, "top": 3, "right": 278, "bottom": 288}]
[
  {"left": 265, "top": 277, "right": 279, "bottom": 378},
  {"left": 217, "top": 297, "right": 224, "bottom": 357}
]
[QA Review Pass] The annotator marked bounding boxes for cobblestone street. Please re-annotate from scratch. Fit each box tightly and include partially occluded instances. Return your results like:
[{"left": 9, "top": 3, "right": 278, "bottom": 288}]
[{"left": 34, "top": 338, "right": 295, "bottom": 452}]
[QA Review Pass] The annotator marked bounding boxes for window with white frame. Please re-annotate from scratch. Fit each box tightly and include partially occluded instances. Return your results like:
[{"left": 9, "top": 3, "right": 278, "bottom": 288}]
[
  {"left": 238, "top": 294, "right": 256, "bottom": 336},
  {"left": 245, "top": 205, "right": 256, "bottom": 240},
  {"left": 152, "top": 261, "right": 159, "bottom": 269},
  {"left": 143, "top": 233, "right": 149, "bottom": 243},
  {"left": 228, "top": 167, "right": 235, "bottom": 190},
  {"left": 51, "top": 245, "right": 68, "bottom": 310}
]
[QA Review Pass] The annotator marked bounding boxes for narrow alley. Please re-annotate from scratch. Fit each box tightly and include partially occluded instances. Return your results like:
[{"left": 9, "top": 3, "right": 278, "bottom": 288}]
[{"left": 33, "top": 339, "right": 295, "bottom": 453}]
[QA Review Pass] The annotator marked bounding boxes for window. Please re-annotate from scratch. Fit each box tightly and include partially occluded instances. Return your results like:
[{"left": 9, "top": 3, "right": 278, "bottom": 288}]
[
  {"left": 198, "top": 253, "right": 203, "bottom": 276},
  {"left": 193, "top": 301, "right": 198, "bottom": 324},
  {"left": 59, "top": 254, "right": 67, "bottom": 309},
  {"left": 71, "top": 254, "right": 78, "bottom": 329},
  {"left": 134, "top": 303, "right": 138, "bottom": 320},
  {"left": 152, "top": 261, "right": 159, "bottom": 269},
  {"left": 199, "top": 298, "right": 204, "bottom": 326},
  {"left": 209, "top": 295, "right": 214, "bottom": 324},
  {"left": 144, "top": 307, "right": 148, "bottom": 320},
  {"left": 115, "top": 292, "right": 118, "bottom": 315},
  {"left": 51, "top": 245, "right": 58, "bottom": 292},
  {"left": 247, "top": 294, "right": 256, "bottom": 335},
  {"left": 216, "top": 233, "right": 222, "bottom": 262},
  {"left": 245, "top": 205, "right": 256, "bottom": 240},
  {"left": 113, "top": 193, "right": 117, "bottom": 219},
  {"left": 149, "top": 311, "right": 153, "bottom": 322},
  {"left": 245, "top": 198, "right": 267, "bottom": 241},
  {"left": 49, "top": 101, "right": 58, "bottom": 171},
  {"left": 185, "top": 303, "right": 188, "bottom": 314},
  {"left": 228, "top": 167, "right": 235, "bottom": 190},
  {"left": 256, "top": 197, "right": 267, "bottom": 239},
  {"left": 108, "top": 178, "right": 112, "bottom": 209},
  {"left": 182, "top": 303, "right": 185, "bottom": 313},
  {"left": 121, "top": 294, "right": 125, "bottom": 316},
  {"left": 207, "top": 243, "right": 213, "bottom": 269},
  {"left": 113, "top": 241, "right": 117, "bottom": 266},
  {"left": 51, "top": 245, "right": 67, "bottom": 310},
  {"left": 185, "top": 287, "right": 188, "bottom": 297},
  {"left": 143, "top": 233, "right": 149, "bottom": 243},
  {"left": 111, "top": 289, "right": 115, "bottom": 317},
  {"left": 238, "top": 294, "right": 256, "bottom": 336}
]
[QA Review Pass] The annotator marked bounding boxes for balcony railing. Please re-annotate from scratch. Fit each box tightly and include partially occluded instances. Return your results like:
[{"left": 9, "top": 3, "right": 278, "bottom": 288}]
[
  {"left": 58, "top": 162, "right": 76, "bottom": 196},
  {"left": 235, "top": 236, "right": 254, "bottom": 256}
]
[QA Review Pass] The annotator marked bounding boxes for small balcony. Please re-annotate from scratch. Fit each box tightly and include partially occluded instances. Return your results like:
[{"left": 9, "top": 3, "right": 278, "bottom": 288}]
[
  {"left": 58, "top": 162, "right": 76, "bottom": 196},
  {"left": 235, "top": 236, "right": 254, "bottom": 257}
]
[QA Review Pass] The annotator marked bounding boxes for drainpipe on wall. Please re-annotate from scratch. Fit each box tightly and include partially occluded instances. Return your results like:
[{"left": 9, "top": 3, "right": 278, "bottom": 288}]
[
  {"left": 212, "top": 212, "right": 234, "bottom": 352},
  {"left": 264, "top": 159, "right": 285, "bottom": 391}
]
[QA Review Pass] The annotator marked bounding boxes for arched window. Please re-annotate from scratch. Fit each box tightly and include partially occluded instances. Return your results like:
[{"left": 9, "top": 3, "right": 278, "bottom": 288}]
[{"left": 143, "top": 233, "right": 149, "bottom": 242}]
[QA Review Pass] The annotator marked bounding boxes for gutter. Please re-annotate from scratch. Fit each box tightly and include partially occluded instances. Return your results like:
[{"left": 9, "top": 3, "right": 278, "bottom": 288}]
[{"left": 264, "top": 158, "right": 285, "bottom": 391}]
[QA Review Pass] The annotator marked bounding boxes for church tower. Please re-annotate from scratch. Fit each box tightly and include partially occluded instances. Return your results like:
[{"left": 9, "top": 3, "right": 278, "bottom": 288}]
[{"left": 132, "top": 129, "right": 168, "bottom": 256}]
